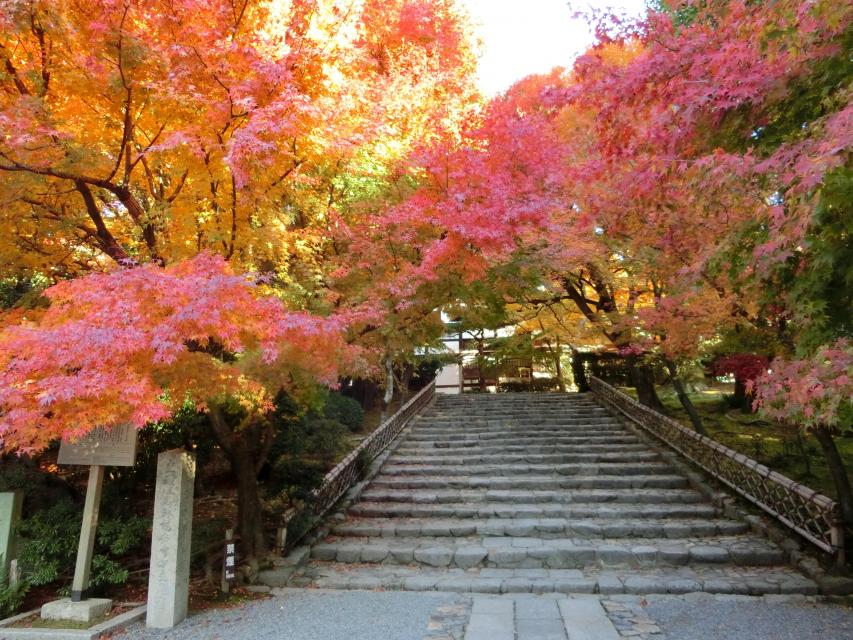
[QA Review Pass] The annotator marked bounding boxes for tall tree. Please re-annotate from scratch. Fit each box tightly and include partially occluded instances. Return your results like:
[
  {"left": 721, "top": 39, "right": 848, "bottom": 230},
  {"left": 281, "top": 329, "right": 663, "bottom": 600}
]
[{"left": 0, "top": 253, "right": 357, "bottom": 558}]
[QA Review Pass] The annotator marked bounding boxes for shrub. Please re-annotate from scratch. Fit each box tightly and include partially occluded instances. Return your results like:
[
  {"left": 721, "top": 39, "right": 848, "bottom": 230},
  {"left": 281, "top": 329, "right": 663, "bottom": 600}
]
[
  {"left": 265, "top": 391, "right": 351, "bottom": 503},
  {"left": 409, "top": 356, "right": 448, "bottom": 390},
  {"left": 0, "top": 560, "right": 27, "bottom": 619},
  {"left": 323, "top": 392, "right": 365, "bottom": 433},
  {"left": 16, "top": 498, "right": 147, "bottom": 593},
  {"left": 497, "top": 378, "right": 559, "bottom": 393},
  {"left": 268, "top": 457, "right": 328, "bottom": 502}
]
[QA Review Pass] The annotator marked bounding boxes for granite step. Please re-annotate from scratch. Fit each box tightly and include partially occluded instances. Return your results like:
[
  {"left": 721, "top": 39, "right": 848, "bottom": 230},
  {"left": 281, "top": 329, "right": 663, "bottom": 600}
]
[
  {"left": 419, "top": 410, "right": 614, "bottom": 420},
  {"left": 368, "top": 474, "right": 690, "bottom": 491},
  {"left": 387, "top": 451, "right": 662, "bottom": 465},
  {"left": 404, "top": 434, "right": 644, "bottom": 447},
  {"left": 296, "top": 564, "right": 818, "bottom": 596},
  {"left": 422, "top": 413, "right": 612, "bottom": 421},
  {"left": 349, "top": 502, "right": 721, "bottom": 520},
  {"left": 283, "top": 391, "right": 816, "bottom": 598},
  {"left": 394, "top": 442, "right": 650, "bottom": 456},
  {"left": 331, "top": 517, "right": 749, "bottom": 539},
  {"left": 359, "top": 488, "right": 708, "bottom": 504},
  {"left": 410, "top": 422, "right": 627, "bottom": 433},
  {"left": 402, "top": 424, "right": 633, "bottom": 440},
  {"left": 378, "top": 462, "right": 674, "bottom": 477},
  {"left": 309, "top": 535, "right": 787, "bottom": 569}
]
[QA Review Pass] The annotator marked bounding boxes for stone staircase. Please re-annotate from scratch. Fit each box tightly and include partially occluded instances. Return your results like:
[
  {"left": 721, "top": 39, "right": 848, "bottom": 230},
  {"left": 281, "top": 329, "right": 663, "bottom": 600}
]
[{"left": 289, "top": 392, "right": 818, "bottom": 595}]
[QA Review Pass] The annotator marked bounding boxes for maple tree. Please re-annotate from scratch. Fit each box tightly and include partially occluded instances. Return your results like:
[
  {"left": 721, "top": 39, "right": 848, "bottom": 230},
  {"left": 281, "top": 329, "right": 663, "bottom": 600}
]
[
  {"left": 542, "top": 0, "right": 853, "bottom": 512},
  {"left": 0, "top": 0, "right": 476, "bottom": 278},
  {"left": 0, "top": 253, "right": 358, "bottom": 557},
  {"left": 360, "top": 0, "right": 852, "bottom": 507},
  {"left": 751, "top": 341, "right": 853, "bottom": 527},
  {"left": 1, "top": 0, "right": 851, "bottom": 560},
  {"left": 0, "top": 0, "right": 479, "bottom": 560}
]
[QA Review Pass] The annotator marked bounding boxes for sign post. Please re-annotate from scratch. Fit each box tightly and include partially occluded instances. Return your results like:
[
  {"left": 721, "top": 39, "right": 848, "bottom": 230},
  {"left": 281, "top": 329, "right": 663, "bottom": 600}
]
[
  {"left": 221, "top": 528, "right": 236, "bottom": 594},
  {"left": 70, "top": 465, "right": 104, "bottom": 601},
  {"left": 42, "top": 426, "right": 138, "bottom": 623}
]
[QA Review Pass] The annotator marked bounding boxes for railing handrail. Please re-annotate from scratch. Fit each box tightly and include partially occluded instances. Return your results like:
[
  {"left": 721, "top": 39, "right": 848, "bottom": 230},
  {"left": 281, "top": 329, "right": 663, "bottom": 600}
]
[
  {"left": 311, "top": 380, "right": 436, "bottom": 518},
  {"left": 589, "top": 376, "right": 844, "bottom": 559}
]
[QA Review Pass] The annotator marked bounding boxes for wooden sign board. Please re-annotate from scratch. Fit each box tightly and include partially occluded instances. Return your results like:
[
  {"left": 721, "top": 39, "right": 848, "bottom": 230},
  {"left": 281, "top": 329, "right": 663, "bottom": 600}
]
[{"left": 58, "top": 425, "right": 138, "bottom": 467}]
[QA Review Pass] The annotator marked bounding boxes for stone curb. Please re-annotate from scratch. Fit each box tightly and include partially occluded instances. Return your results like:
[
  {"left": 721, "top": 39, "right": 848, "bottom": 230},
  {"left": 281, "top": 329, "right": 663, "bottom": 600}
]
[{"left": 0, "top": 604, "right": 146, "bottom": 640}]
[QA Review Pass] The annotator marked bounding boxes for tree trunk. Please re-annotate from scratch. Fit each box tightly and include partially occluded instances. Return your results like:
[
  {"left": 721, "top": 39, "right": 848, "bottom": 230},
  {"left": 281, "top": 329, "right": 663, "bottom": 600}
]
[
  {"left": 795, "top": 432, "right": 813, "bottom": 478},
  {"left": 812, "top": 427, "right": 853, "bottom": 529},
  {"left": 553, "top": 338, "right": 566, "bottom": 392},
  {"left": 571, "top": 350, "right": 589, "bottom": 392},
  {"left": 665, "top": 359, "right": 707, "bottom": 436},
  {"left": 732, "top": 375, "right": 755, "bottom": 412},
  {"left": 229, "top": 440, "right": 268, "bottom": 560},
  {"left": 208, "top": 406, "right": 271, "bottom": 562},
  {"left": 383, "top": 356, "right": 394, "bottom": 405},
  {"left": 627, "top": 355, "right": 666, "bottom": 413},
  {"left": 476, "top": 338, "right": 487, "bottom": 392},
  {"left": 400, "top": 364, "right": 413, "bottom": 402}
]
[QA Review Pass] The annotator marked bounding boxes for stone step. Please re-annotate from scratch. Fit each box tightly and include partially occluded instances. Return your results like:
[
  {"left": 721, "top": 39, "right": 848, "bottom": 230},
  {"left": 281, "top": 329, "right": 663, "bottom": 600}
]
[
  {"left": 379, "top": 462, "right": 674, "bottom": 477},
  {"left": 331, "top": 517, "right": 749, "bottom": 539},
  {"left": 368, "top": 474, "right": 689, "bottom": 491},
  {"left": 394, "top": 442, "right": 650, "bottom": 456},
  {"left": 359, "top": 488, "right": 707, "bottom": 505},
  {"left": 420, "top": 410, "right": 614, "bottom": 420},
  {"left": 423, "top": 412, "right": 612, "bottom": 421},
  {"left": 427, "top": 408, "right": 605, "bottom": 416},
  {"left": 432, "top": 398, "right": 599, "bottom": 403},
  {"left": 404, "top": 434, "right": 643, "bottom": 447},
  {"left": 309, "top": 535, "right": 787, "bottom": 569},
  {"left": 349, "top": 502, "right": 721, "bottom": 520},
  {"left": 411, "top": 422, "right": 626, "bottom": 433},
  {"left": 294, "top": 564, "right": 818, "bottom": 596},
  {"left": 387, "top": 451, "right": 662, "bottom": 465},
  {"left": 407, "top": 427, "right": 630, "bottom": 440},
  {"left": 287, "top": 391, "right": 818, "bottom": 598},
  {"left": 407, "top": 431, "right": 631, "bottom": 442},
  {"left": 430, "top": 404, "right": 602, "bottom": 411}
]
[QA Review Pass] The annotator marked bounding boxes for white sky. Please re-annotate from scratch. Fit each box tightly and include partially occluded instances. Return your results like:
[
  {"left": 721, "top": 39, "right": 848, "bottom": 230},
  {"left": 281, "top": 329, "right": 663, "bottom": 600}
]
[{"left": 460, "top": 0, "right": 649, "bottom": 96}]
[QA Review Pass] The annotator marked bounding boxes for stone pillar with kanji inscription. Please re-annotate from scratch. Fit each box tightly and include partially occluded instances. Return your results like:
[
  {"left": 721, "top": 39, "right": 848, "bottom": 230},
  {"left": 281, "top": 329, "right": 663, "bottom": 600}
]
[{"left": 146, "top": 449, "right": 196, "bottom": 629}]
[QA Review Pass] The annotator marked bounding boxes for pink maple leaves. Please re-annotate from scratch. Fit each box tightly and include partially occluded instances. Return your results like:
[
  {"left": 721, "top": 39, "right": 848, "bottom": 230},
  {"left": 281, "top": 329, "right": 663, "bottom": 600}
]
[
  {"left": 751, "top": 340, "right": 853, "bottom": 431},
  {"left": 0, "top": 253, "right": 352, "bottom": 453}
]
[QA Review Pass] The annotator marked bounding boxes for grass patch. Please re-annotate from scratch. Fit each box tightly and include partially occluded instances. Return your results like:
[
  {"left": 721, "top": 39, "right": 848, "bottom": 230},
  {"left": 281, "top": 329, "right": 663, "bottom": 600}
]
[{"left": 619, "top": 384, "right": 853, "bottom": 499}]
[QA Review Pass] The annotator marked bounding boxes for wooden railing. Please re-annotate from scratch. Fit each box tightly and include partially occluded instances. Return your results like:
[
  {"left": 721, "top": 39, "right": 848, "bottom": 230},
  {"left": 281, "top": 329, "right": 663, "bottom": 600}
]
[
  {"left": 589, "top": 376, "right": 845, "bottom": 561},
  {"left": 311, "top": 380, "right": 436, "bottom": 518}
]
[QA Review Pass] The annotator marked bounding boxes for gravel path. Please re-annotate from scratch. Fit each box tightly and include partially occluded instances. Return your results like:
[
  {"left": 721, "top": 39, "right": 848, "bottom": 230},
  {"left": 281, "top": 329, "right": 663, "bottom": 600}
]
[
  {"left": 602, "top": 594, "right": 853, "bottom": 640},
  {"left": 115, "top": 590, "right": 853, "bottom": 640},
  {"left": 117, "top": 589, "right": 463, "bottom": 640},
  {"left": 647, "top": 596, "right": 853, "bottom": 640}
]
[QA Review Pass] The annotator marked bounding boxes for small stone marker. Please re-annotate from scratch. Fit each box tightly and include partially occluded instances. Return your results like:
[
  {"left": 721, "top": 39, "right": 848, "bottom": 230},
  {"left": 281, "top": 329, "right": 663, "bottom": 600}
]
[
  {"left": 8, "top": 559, "right": 19, "bottom": 587},
  {"left": 146, "top": 449, "right": 196, "bottom": 629},
  {"left": 0, "top": 491, "right": 22, "bottom": 573}
]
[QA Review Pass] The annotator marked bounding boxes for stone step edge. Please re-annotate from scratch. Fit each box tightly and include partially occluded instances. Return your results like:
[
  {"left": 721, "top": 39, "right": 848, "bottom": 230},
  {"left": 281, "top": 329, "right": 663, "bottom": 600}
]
[
  {"left": 309, "top": 540, "right": 786, "bottom": 569},
  {"left": 287, "top": 567, "right": 819, "bottom": 596},
  {"left": 349, "top": 503, "right": 721, "bottom": 517},
  {"left": 331, "top": 517, "right": 747, "bottom": 535}
]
